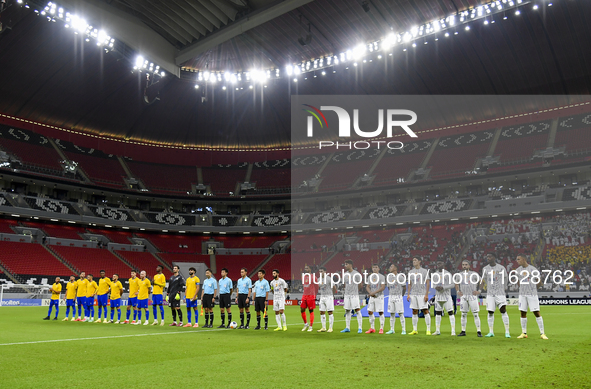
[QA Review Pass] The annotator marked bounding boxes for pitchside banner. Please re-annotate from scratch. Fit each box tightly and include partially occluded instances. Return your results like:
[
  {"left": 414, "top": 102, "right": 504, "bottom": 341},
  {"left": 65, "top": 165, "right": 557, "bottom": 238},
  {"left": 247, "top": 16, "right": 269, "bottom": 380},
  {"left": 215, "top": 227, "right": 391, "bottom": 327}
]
[{"left": 539, "top": 298, "right": 591, "bottom": 305}]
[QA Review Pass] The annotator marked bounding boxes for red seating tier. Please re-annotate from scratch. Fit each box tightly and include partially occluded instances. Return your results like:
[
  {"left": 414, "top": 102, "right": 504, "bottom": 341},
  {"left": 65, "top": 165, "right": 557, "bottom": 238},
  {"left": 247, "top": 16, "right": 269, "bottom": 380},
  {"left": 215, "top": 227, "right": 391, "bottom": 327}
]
[
  {"left": 373, "top": 152, "right": 427, "bottom": 185},
  {"left": 202, "top": 168, "right": 247, "bottom": 194},
  {"left": 0, "top": 242, "right": 72, "bottom": 276},
  {"left": 66, "top": 152, "right": 127, "bottom": 186},
  {"left": 215, "top": 235, "right": 287, "bottom": 249},
  {"left": 87, "top": 228, "right": 134, "bottom": 244},
  {"left": 255, "top": 253, "right": 293, "bottom": 280},
  {"left": 127, "top": 161, "right": 198, "bottom": 193},
  {"left": 136, "top": 233, "right": 209, "bottom": 253},
  {"left": 554, "top": 127, "right": 591, "bottom": 152},
  {"left": 319, "top": 159, "right": 374, "bottom": 191},
  {"left": 215, "top": 255, "right": 266, "bottom": 279},
  {"left": 0, "top": 138, "right": 62, "bottom": 170},
  {"left": 429, "top": 144, "right": 490, "bottom": 176},
  {"left": 22, "top": 222, "right": 86, "bottom": 240},
  {"left": 0, "top": 218, "right": 18, "bottom": 234},
  {"left": 250, "top": 168, "right": 290, "bottom": 188},
  {"left": 158, "top": 253, "right": 210, "bottom": 269},
  {"left": 116, "top": 251, "right": 172, "bottom": 278},
  {"left": 495, "top": 133, "right": 549, "bottom": 162},
  {"left": 51, "top": 246, "right": 131, "bottom": 277}
]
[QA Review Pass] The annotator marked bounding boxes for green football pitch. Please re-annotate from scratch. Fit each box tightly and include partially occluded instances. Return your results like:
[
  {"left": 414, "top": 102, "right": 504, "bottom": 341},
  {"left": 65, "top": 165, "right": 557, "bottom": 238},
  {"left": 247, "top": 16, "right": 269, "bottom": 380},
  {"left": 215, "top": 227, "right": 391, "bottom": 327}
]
[{"left": 1, "top": 305, "right": 589, "bottom": 388}]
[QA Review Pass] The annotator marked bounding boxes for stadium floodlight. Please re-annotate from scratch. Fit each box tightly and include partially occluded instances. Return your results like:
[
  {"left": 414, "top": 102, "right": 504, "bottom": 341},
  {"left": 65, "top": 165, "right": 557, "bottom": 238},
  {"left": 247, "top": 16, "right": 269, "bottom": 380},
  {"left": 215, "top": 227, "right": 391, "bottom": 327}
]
[{"left": 135, "top": 56, "right": 144, "bottom": 68}]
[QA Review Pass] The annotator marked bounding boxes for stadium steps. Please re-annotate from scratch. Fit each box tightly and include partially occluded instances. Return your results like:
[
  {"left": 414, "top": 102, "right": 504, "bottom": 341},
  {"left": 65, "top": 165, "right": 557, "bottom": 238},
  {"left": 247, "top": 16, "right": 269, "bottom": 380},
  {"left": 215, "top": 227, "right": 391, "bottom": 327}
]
[
  {"left": 546, "top": 118, "right": 559, "bottom": 148},
  {"left": 151, "top": 252, "right": 173, "bottom": 272},
  {"left": 419, "top": 138, "right": 439, "bottom": 169},
  {"left": 1, "top": 192, "right": 19, "bottom": 207},
  {"left": 110, "top": 250, "right": 138, "bottom": 272},
  {"left": 486, "top": 128, "right": 502, "bottom": 157},
  {"left": 0, "top": 260, "right": 25, "bottom": 284},
  {"left": 532, "top": 239, "right": 546, "bottom": 266},
  {"left": 47, "top": 138, "right": 91, "bottom": 183},
  {"left": 453, "top": 229, "right": 476, "bottom": 268},
  {"left": 248, "top": 253, "right": 275, "bottom": 278},
  {"left": 43, "top": 245, "right": 80, "bottom": 274},
  {"left": 244, "top": 163, "right": 253, "bottom": 182}
]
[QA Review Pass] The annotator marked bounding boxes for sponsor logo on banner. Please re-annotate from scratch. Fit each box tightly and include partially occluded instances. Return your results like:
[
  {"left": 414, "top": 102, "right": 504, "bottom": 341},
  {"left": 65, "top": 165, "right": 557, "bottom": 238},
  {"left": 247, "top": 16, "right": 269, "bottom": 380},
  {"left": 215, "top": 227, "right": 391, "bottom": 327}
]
[
  {"left": 539, "top": 298, "right": 591, "bottom": 305},
  {"left": 507, "top": 298, "right": 519, "bottom": 306},
  {"left": 0, "top": 299, "right": 44, "bottom": 306}
]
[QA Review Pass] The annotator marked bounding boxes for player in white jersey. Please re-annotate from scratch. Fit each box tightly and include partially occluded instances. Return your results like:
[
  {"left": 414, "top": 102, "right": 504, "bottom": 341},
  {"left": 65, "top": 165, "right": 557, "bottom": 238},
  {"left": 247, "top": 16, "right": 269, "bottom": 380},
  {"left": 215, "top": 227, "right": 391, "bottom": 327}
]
[
  {"left": 479, "top": 253, "right": 511, "bottom": 338},
  {"left": 365, "top": 264, "right": 386, "bottom": 334},
  {"left": 386, "top": 263, "right": 406, "bottom": 335},
  {"left": 515, "top": 254, "right": 548, "bottom": 340},
  {"left": 407, "top": 257, "right": 432, "bottom": 335},
  {"left": 317, "top": 266, "right": 337, "bottom": 333},
  {"left": 455, "top": 260, "right": 482, "bottom": 337},
  {"left": 341, "top": 259, "right": 364, "bottom": 334},
  {"left": 270, "top": 269, "right": 288, "bottom": 331},
  {"left": 431, "top": 260, "right": 456, "bottom": 336}
]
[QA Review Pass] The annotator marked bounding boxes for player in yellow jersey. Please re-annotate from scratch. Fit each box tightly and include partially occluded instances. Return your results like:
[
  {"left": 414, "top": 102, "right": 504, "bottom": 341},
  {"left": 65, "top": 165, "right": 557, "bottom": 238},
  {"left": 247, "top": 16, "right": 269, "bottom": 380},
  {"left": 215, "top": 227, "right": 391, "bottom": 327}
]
[
  {"left": 96, "top": 270, "right": 112, "bottom": 323},
  {"left": 44, "top": 277, "right": 62, "bottom": 321},
  {"left": 134, "top": 270, "right": 152, "bottom": 325},
  {"left": 107, "top": 274, "right": 124, "bottom": 324},
  {"left": 123, "top": 270, "right": 140, "bottom": 324},
  {"left": 86, "top": 274, "right": 98, "bottom": 323},
  {"left": 183, "top": 267, "right": 201, "bottom": 328},
  {"left": 63, "top": 275, "right": 77, "bottom": 321},
  {"left": 152, "top": 265, "right": 167, "bottom": 326},
  {"left": 76, "top": 272, "right": 88, "bottom": 322}
]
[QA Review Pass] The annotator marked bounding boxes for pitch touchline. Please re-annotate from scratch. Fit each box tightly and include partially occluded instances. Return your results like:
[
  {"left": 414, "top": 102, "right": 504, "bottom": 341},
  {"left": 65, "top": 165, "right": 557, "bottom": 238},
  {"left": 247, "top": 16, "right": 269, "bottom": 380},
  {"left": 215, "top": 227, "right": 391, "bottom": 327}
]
[{"left": 0, "top": 319, "right": 347, "bottom": 346}]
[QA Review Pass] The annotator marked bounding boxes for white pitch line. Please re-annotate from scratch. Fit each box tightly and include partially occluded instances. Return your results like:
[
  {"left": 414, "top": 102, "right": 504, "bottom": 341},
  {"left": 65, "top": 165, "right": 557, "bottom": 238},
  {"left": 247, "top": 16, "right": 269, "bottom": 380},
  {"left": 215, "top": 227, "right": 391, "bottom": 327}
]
[{"left": 0, "top": 319, "right": 347, "bottom": 346}]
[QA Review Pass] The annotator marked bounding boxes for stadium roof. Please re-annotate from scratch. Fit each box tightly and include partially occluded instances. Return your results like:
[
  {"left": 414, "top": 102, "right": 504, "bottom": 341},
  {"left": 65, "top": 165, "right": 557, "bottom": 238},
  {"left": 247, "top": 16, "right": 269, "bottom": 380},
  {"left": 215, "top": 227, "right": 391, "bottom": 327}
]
[{"left": 0, "top": 0, "right": 590, "bottom": 149}]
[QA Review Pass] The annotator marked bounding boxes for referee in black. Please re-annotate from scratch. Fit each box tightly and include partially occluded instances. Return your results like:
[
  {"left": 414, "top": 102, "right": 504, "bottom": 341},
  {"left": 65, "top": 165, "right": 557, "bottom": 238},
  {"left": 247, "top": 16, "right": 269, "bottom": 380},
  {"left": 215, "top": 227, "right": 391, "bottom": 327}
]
[{"left": 167, "top": 265, "right": 185, "bottom": 326}]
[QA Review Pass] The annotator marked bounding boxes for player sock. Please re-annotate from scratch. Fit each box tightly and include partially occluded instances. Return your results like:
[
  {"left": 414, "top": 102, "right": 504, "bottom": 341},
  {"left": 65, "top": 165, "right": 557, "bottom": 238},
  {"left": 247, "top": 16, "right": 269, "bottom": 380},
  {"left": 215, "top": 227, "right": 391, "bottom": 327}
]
[
  {"left": 221, "top": 313, "right": 225, "bottom": 325},
  {"left": 275, "top": 314, "right": 282, "bottom": 328},
  {"left": 488, "top": 314, "right": 494, "bottom": 333},
  {"left": 379, "top": 314, "right": 384, "bottom": 330},
  {"left": 435, "top": 314, "right": 442, "bottom": 332},
  {"left": 281, "top": 313, "right": 287, "bottom": 327},
  {"left": 172, "top": 309, "right": 177, "bottom": 322},
  {"left": 536, "top": 317, "right": 544, "bottom": 334},
  {"left": 502, "top": 312, "right": 510, "bottom": 332},
  {"left": 346, "top": 311, "right": 352, "bottom": 329},
  {"left": 328, "top": 314, "right": 334, "bottom": 329},
  {"left": 461, "top": 313, "right": 468, "bottom": 331},
  {"left": 369, "top": 314, "right": 375, "bottom": 329},
  {"left": 111, "top": 309, "right": 114, "bottom": 321},
  {"left": 390, "top": 317, "right": 395, "bottom": 331},
  {"left": 145, "top": 310, "right": 150, "bottom": 321},
  {"left": 126, "top": 309, "right": 130, "bottom": 320},
  {"left": 474, "top": 313, "right": 481, "bottom": 331},
  {"left": 257, "top": 315, "right": 261, "bottom": 327},
  {"left": 160, "top": 305, "right": 164, "bottom": 320},
  {"left": 48, "top": 306, "right": 53, "bottom": 317},
  {"left": 400, "top": 316, "right": 406, "bottom": 332},
  {"left": 210, "top": 313, "right": 214, "bottom": 325},
  {"left": 65, "top": 306, "right": 70, "bottom": 317},
  {"left": 55, "top": 306, "right": 59, "bottom": 318},
  {"left": 152, "top": 306, "right": 157, "bottom": 320},
  {"left": 412, "top": 314, "right": 418, "bottom": 331},
  {"left": 301, "top": 311, "right": 307, "bottom": 324},
  {"left": 521, "top": 318, "right": 527, "bottom": 334},
  {"left": 310, "top": 311, "right": 314, "bottom": 326},
  {"left": 205, "top": 313, "right": 210, "bottom": 326},
  {"left": 356, "top": 312, "right": 362, "bottom": 329},
  {"left": 424, "top": 314, "right": 431, "bottom": 332},
  {"left": 240, "top": 313, "right": 244, "bottom": 326},
  {"left": 96, "top": 306, "right": 100, "bottom": 319},
  {"left": 138, "top": 311, "right": 142, "bottom": 322},
  {"left": 247, "top": 313, "right": 251, "bottom": 326},
  {"left": 187, "top": 310, "right": 192, "bottom": 324},
  {"left": 133, "top": 309, "right": 137, "bottom": 321},
  {"left": 449, "top": 315, "right": 456, "bottom": 332},
  {"left": 178, "top": 310, "right": 182, "bottom": 322},
  {"left": 228, "top": 313, "right": 231, "bottom": 324},
  {"left": 117, "top": 309, "right": 121, "bottom": 321},
  {"left": 321, "top": 314, "right": 326, "bottom": 328},
  {"left": 264, "top": 316, "right": 268, "bottom": 327}
]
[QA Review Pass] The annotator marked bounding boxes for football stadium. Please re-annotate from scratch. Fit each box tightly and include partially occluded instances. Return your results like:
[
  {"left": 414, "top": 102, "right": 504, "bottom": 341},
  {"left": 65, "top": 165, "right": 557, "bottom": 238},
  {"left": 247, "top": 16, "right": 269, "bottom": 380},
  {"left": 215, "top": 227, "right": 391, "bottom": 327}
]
[{"left": 0, "top": 0, "right": 590, "bottom": 387}]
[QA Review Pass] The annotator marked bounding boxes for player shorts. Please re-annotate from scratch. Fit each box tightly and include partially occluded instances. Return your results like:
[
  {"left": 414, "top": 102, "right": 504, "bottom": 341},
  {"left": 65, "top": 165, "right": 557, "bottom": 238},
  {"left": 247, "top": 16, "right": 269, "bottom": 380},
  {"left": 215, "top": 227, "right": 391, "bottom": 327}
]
[
  {"left": 128, "top": 297, "right": 138, "bottom": 307},
  {"left": 186, "top": 298, "right": 198, "bottom": 308},
  {"left": 486, "top": 294, "right": 507, "bottom": 311},
  {"left": 219, "top": 294, "right": 231, "bottom": 309},
  {"left": 409, "top": 295, "right": 428, "bottom": 310},
  {"left": 169, "top": 296, "right": 181, "bottom": 309},
  {"left": 110, "top": 298, "right": 121, "bottom": 308},
  {"left": 273, "top": 298, "right": 285, "bottom": 311},
  {"left": 238, "top": 294, "right": 250, "bottom": 309},
  {"left": 85, "top": 297, "right": 94, "bottom": 307},
  {"left": 137, "top": 298, "right": 149, "bottom": 309},
  {"left": 152, "top": 294, "right": 163, "bottom": 305},
  {"left": 202, "top": 294, "right": 215, "bottom": 309},
  {"left": 66, "top": 299, "right": 75, "bottom": 307},
  {"left": 518, "top": 295, "right": 540, "bottom": 312},
  {"left": 344, "top": 296, "right": 360, "bottom": 311},
  {"left": 434, "top": 296, "right": 454, "bottom": 312},
  {"left": 460, "top": 297, "right": 480, "bottom": 313},
  {"left": 388, "top": 297, "right": 404, "bottom": 314},
  {"left": 319, "top": 296, "right": 334, "bottom": 312},
  {"left": 49, "top": 299, "right": 59, "bottom": 308},
  {"left": 97, "top": 294, "right": 108, "bottom": 306},
  {"left": 367, "top": 296, "right": 385, "bottom": 313},
  {"left": 300, "top": 297, "right": 316, "bottom": 310},
  {"left": 254, "top": 297, "right": 266, "bottom": 312},
  {"left": 76, "top": 297, "right": 85, "bottom": 307}
]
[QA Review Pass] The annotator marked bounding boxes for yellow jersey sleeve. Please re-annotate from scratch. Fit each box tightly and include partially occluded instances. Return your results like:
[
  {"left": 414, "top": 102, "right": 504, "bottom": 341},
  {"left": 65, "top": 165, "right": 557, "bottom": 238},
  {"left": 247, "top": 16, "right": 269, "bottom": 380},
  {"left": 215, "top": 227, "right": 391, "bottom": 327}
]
[
  {"left": 97, "top": 278, "right": 111, "bottom": 295},
  {"left": 153, "top": 274, "right": 166, "bottom": 294},
  {"left": 51, "top": 283, "right": 62, "bottom": 300},
  {"left": 76, "top": 279, "right": 88, "bottom": 297},
  {"left": 129, "top": 278, "right": 139, "bottom": 296},
  {"left": 110, "top": 281, "right": 123, "bottom": 299},
  {"left": 66, "top": 282, "right": 77, "bottom": 299},
  {"left": 86, "top": 281, "right": 98, "bottom": 297}
]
